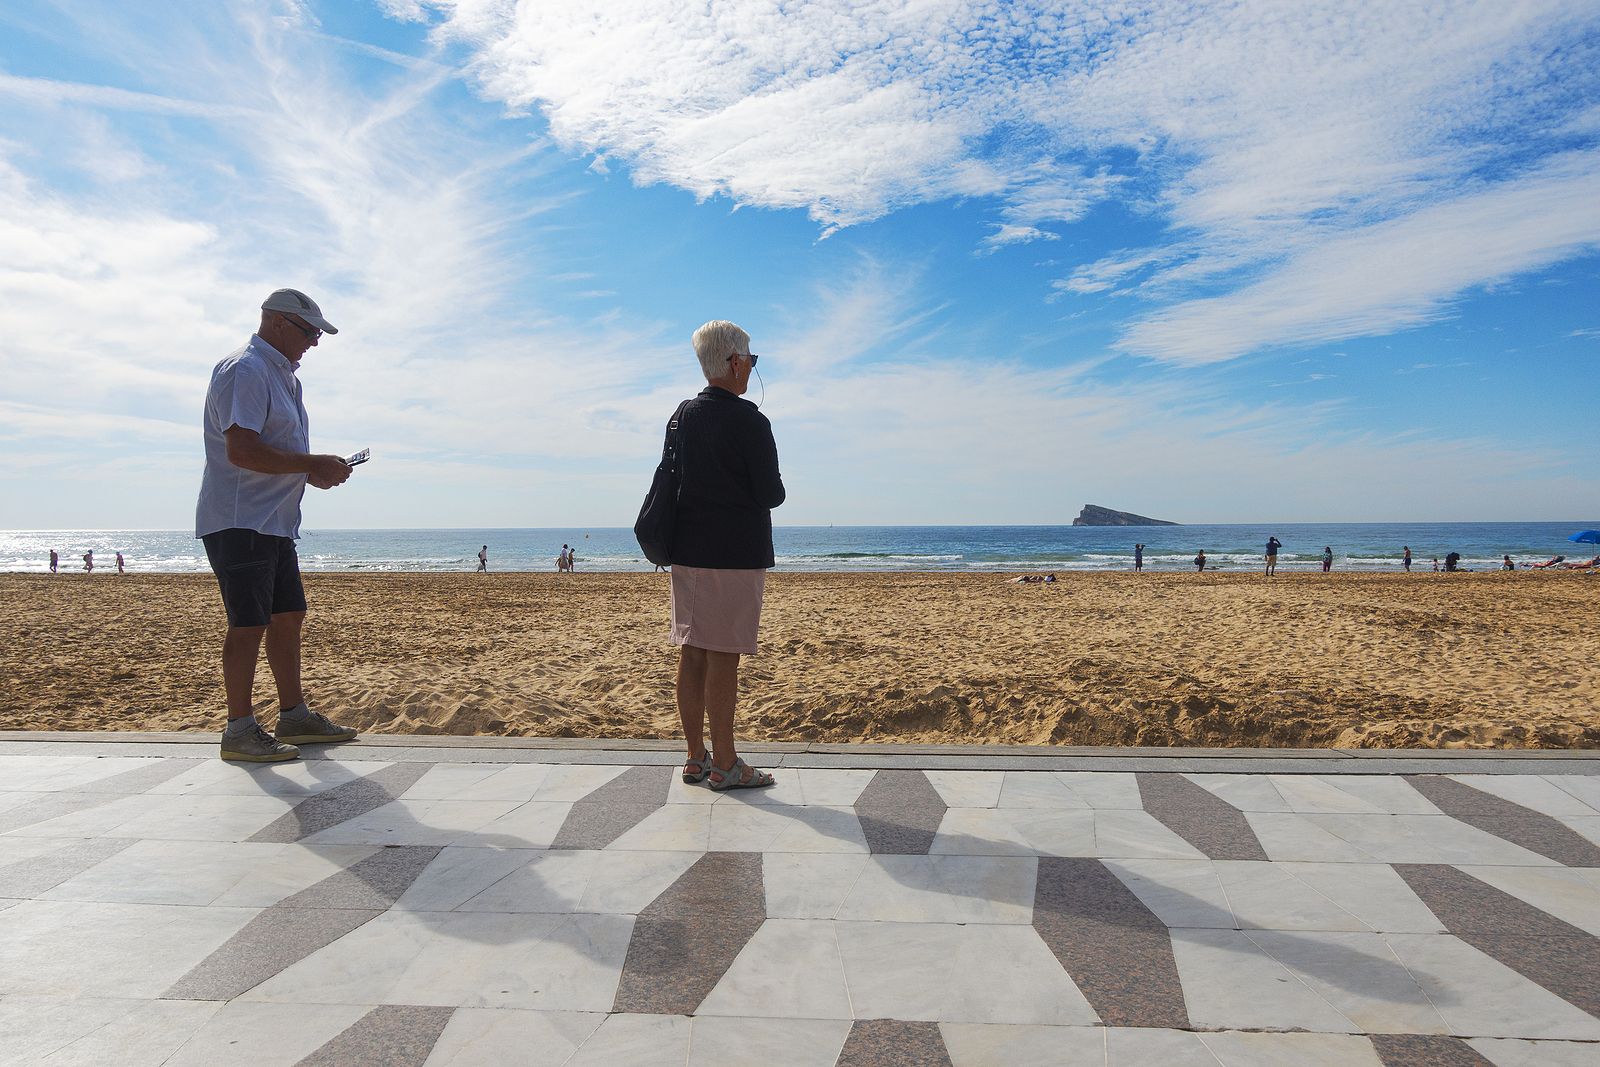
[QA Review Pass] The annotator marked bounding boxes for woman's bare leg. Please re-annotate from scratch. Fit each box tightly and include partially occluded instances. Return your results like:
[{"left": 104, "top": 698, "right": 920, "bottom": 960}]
[{"left": 676, "top": 644, "right": 709, "bottom": 763}]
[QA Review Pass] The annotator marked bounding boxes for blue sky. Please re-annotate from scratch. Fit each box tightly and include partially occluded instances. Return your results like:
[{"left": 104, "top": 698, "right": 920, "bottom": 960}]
[{"left": 1, "top": 0, "right": 1597, "bottom": 528}]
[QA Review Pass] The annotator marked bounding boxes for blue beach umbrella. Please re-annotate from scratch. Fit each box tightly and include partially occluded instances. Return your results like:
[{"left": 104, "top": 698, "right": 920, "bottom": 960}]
[{"left": 1569, "top": 531, "right": 1600, "bottom": 545}]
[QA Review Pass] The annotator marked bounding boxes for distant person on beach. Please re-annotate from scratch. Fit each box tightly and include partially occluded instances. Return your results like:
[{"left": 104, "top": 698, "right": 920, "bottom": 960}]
[
  {"left": 1133, "top": 543, "right": 1144, "bottom": 572},
  {"left": 568, "top": 547, "right": 577, "bottom": 571},
  {"left": 1194, "top": 550, "right": 1206, "bottom": 572},
  {"left": 1528, "top": 556, "right": 1565, "bottom": 569},
  {"left": 477, "top": 545, "right": 488, "bottom": 572},
  {"left": 666, "top": 320, "right": 784, "bottom": 792},
  {"left": 558, "top": 544, "right": 571, "bottom": 572},
  {"left": 115, "top": 551, "right": 125, "bottom": 575},
  {"left": 1503, "top": 555, "right": 1515, "bottom": 571},
  {"left": 1432, "top": 557, "right": 1439, "bottom": 572},
  {"left": 1322, "top": 546, "right": 1333, "bottom": 573},
  {"left": 1403, "top": 546, "right": 1412, "bottom": 571},
  {"left": 82, "top": 550, "right": 93, "bottom": 573},
  {"left": 1444, "top": 551, "right": 1463, "bottom": 572},
  {"left": 48, "top": 549, "right": 57, "bottom": 574},
  {"left": 1563, "top": 556, "right": 1600, "bottom": 570},
  {"left": 196, "top": 288, "right": 359, "bottom": 763},
  {"left": 1265, "top": 536, "right": 1281, "bottom": 576}
]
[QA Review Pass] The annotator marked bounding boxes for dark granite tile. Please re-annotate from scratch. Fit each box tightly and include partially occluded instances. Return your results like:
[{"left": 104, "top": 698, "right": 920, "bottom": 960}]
[
  {"left": 611, "top": 851, "right": 765, "bottom": 1015},
  {"left": 1370, "top": 1033, "right": 1495, "bottom": 1066},
  {"left": 0, "top": 791, "right": 119, "bottom": 834},
  {"left": 835, "top": 1019, "right": 953, "bottom": 1067},
  {"left": 853, "top": 770, "right": 948, "bottom": 855},
  {"left": 1404, "top": 775, "right": 1600, "bottom": 866},
  {"left": 163, "top": 906, "right": 381, "bottom": 1001},
  {"left": 1136, "top": 772, "right": 1267, "bottom": 861},
  {"left": 247, "top": 763, "right": 431, "bottom": 843},
  {"left": 0, "top": 838, "right": 134, "bottom": 897},
  {"left": 76, "top": 757, "right": 207, "bottom": 793},
  {"left": 279, "top": 845, "right": 442, "bottom": 909},
  {"left": 549, "top": 767, "right": 671, "bottom": 850},
  {"left": 296, "top": 1004, "right": 455, "bottom": 1067},
  {"left": 1032, "top": 857, "right": 1189, "bottom": 1029},
  {"left": 1395, "top": 864, "right": 1600, "bottom": 1018}
]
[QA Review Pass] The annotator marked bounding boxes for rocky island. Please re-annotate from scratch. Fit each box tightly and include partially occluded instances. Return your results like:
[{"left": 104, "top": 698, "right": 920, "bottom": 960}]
[{"left": 1072, "top": 504, "right": 1179, "bottom": 526}]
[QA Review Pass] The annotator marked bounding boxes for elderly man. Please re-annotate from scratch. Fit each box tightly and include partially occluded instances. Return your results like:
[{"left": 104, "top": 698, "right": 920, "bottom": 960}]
[{"left": 196, "top": 288, "right": 360, "bottom": 762}]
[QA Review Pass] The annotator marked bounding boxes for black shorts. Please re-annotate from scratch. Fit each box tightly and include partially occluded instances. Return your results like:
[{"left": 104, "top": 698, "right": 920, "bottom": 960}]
[{"left": 202, "top": 528, "right": 307, "bottom": 628}]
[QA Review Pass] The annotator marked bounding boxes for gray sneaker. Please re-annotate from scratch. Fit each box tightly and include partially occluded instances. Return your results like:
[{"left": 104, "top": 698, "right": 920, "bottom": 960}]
[
  {"left": 220, "top": 723, "right": 300, "bottom": 763},
  {"left": 276, "top": 706, "right": 359, "bottom": 745}
]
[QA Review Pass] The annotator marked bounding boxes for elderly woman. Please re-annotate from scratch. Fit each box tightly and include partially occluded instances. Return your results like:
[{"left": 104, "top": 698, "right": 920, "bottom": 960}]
[{"left": 670, "top": 320, "right": 785, "bottom": 790}]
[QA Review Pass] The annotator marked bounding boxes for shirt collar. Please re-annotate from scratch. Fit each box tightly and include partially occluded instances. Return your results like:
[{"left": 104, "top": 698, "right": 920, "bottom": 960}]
[{"left": 249, "top": 334, "right": 299, "bottom": 373}]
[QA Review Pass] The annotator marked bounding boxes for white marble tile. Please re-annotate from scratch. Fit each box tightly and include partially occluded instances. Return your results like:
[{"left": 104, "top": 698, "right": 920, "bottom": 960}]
[
  {"left": 167, "top": 759, "right": 375, "bottom": 797},
  {"left": 1555, "top": 816, "right": 1600, "bottom": 847},
  {"left": 106, "top": 793, "right": 300, "bottom": 842},
  {"left": 565, "top": 1013, "right": 689, "bottom": 1067},
  {"left": 698, "top": 918, "right": 852, "bottom": 1020},
  {"left": 245, "top": 910, "right": 634, "bottom": 1011},
  {"left": 163, "top": 1001, "right": 371, "bottom": 1067},
  {"left": 301, "top": 799, "right": 522, "bottom": 846},
  {"left": 1244, "top": 812, "right": 1375, "bottom": 863},
  {"left": 1184, "top": 773, "right": 1292, "bottom": 812},
  {"left": 1170, "top": 928, "right": 1359, "bottom": 1033},
  {"left": 1092, "top": 810, "right": 1206, "bottom": 859},
  {"left": 1384, "top": 932, "right": 1600, "bottom": 1040},
  {"left": 0, "top": 995, "right": 211, "bottom": 1067},
  {"left": 472, "top": 801, "right": 574, "bottom": 849},
  {"left": 1198, "top": 1030, "right": 1383, "bottom": 1066},
  {"left": 396, "top": 846, "right": 544, "bottom": 912},
  {"left": 837, "top": 922, "right": 1099, "bottom": 1025},
  {"left": 1275, "top": 862, "right": 1445, "bottom": 934},
  {"left": 925, "top": 771, "right": 1004, "bottom": 808},
  {"left": 708, "top": 803, "right": 864, "bottom": 854},
  {"left": 1104, "top": 1026, "right": 1222, "bottom": 1066},
  {"left": 1055, "top": 772, "right": 1144, "bottom": 809},
  {"left": 998, "top": 772, "right": 1091, "bottom": 810},
  {"left": 4, "top": 794, "right": 171, "bottom": 839},
  {"left": 43, "top": 840, "right": 290, "bottom": 906},
  {"left": 605, "top": 804, "right": 711, "bottom": 852},
  {"left": 941, "top": 1022, "right": 1105, "bottom": 1066},
  {"left": 930, "top": 808, "right": 1040, "bottom": 856},
  {"left": 34, "top": 997, "right": 220, "bottom": 1066},
  {"left": 529, "top": 765, "right": 628, "bottom": 802},
  {"left": 210, "top": 844, "right": 381, "bottom": 908},
  {"left": 1305, "top": 775, "right": 1440, "bottom": 815},
  {"left": 1310, "top": 814, "right": 1559, "bottom": 867},
  {"left": 424, "top": 1008, "right": 605, "bottom": 1066},
  {"left": 0, "top": 790, "right": 44, "bottom": 815},
  {"left": 1245, "top": 930, "right": 1450, "bottom": 1034},
  {"left": 0, "top": 899, "right": 256, "bottom": 998},
  {"left": 712, "top": 767, "right": 804, "bottom": 806},
  {"left": 1468, "top": 1037, "right": 1600, "bottom": 1067},
  {"left": 457, "top": 849, "right": 697, "bottom": 915},
  {"left": 763, "top": 854, "right": 869, "bottom": 920},
  {"left": 1103, "top": 858, "right": 1235, "bottom": 929},
  {"left": 836, "top": 855, "right": 1037, "bottom": 925},
  {"left": 1455, "top": 864, "right": 1600, "bottom": 937},
  {"left": 690, "top": 1016, "right": 852, "bottom": 1067},
  {"left": 1269, "top": 775, "right": 1394, "bottom": 815},
  {"left": 448, "top": 764, "right": 556, "bottom": 803},
  {"left": 402, "top": 764, "right": 506, "bottom": 800},
  {"left": 706, "top": 803, "right": 798, "bottom": 852},
  {"left": 664, "top": 774, "right": 722, "bottom": 806},
  {"left": 1544, "top": 775, "right": 1600, "bottom": 814},
  {"left": 1215, "top": 861, "right": 1372, "bottom": 932},
  {"left": 0, "top": 837, "right": 84, "bottom": 866},
  {"left": 0, "top": 756, "right": 156, "bottom": 793},
  {"left": 794, "top": 769, "right": 876, "bottom": 807},
  {"left": 1450, "top": 775, "right": 1600, "bottom": 817}
]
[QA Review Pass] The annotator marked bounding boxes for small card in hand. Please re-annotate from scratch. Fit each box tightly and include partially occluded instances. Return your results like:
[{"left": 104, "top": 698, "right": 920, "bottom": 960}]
[{"left": 345, "top": 448, "right": 371, "bottom": 466}]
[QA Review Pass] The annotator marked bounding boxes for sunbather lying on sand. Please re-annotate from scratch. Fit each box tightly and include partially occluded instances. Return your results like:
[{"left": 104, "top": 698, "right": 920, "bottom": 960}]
[
  {"left": 1527, "top": 556, "right": 1565, "bottom": 569},
  {"left": 1562, "top": 556, "right": 1599, "bottom": 570}
]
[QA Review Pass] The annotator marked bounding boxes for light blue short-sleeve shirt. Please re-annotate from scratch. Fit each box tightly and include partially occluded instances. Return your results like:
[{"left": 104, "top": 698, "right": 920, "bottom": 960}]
[{"left": 195, "top": 336, "right": 311, "bottom": 539}]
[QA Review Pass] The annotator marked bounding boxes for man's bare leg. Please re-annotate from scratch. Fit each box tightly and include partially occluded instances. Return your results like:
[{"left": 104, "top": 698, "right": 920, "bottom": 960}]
[
  {"left": 677, "top": 644, "right": 709, "bottom": 767},
  {"left": 221, "top": 625, "right": 268, "bottom": 720},
  {"left": 264, "top": 610, "right": 306, "bottom": 712}
]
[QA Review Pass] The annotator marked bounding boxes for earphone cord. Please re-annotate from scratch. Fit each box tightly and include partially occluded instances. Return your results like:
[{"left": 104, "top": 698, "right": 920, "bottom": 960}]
[{"left": 754, "top": 366, "right": 765, "bottom": 409}]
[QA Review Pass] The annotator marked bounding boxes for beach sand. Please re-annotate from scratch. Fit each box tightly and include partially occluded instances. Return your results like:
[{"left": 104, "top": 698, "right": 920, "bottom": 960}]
[{"left": 2, "top": 571, "right": 1596, "bottom": 749}]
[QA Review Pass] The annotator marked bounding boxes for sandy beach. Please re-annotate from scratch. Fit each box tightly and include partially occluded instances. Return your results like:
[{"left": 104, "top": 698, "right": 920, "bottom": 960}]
[{"left": 1, "top": 571, "right": 1595, "bottom": 749}]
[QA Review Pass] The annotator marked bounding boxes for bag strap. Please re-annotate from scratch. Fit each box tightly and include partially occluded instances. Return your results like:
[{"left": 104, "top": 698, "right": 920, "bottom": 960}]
[{"left": 662, "top": 399, "right": 691, "bottom": 464}]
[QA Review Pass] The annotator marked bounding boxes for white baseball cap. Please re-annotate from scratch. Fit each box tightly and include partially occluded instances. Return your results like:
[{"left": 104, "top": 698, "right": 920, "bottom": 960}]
[{"left": 260, "top": 288, "right": 338, "bottom": 334}]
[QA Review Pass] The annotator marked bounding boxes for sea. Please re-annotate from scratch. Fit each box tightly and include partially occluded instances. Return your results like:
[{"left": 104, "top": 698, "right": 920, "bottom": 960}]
[{"left": 4, "top": 523, "right": 1594, "bottom": 574}]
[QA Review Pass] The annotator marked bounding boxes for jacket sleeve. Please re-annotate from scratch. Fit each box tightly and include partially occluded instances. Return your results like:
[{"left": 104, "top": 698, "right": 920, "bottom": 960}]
[{"left": 746, "top": 413, "right": 786, "bottom": 509}]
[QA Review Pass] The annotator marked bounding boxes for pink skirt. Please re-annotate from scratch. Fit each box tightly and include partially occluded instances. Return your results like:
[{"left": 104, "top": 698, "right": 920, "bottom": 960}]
[{"left": 670, "top": 565, "right": 767, "bottom": 654}]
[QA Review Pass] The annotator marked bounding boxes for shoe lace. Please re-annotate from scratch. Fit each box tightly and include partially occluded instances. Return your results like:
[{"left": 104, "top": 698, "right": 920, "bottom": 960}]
[{"left": 252, "top": 724, "right": 281, "bottom": 748}]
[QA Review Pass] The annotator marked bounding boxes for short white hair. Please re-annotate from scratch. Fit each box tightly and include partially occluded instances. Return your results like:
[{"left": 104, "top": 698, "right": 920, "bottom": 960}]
[{"left": 691, "top": 320, "right": 749, "bottom": 380}]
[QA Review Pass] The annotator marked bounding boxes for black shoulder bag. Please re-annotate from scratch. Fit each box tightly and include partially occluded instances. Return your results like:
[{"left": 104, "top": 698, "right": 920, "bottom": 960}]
[{"left": 633, "top": 400, "right": 690, "bottom": 567}]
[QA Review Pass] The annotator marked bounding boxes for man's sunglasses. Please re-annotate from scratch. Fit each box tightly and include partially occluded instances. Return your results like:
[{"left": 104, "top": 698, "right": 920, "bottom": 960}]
[
  {"left": 728, "top": 352, "right": 759, "bottom": 367},
  {"left": 281, "top": 314, "right": 322, "bottom": 340}
]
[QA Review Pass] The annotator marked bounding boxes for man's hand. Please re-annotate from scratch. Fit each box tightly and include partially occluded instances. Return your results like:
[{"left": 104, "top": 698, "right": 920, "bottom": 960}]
[{"left": 307, "top": 454, "right": 352, "bottom": 490}]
